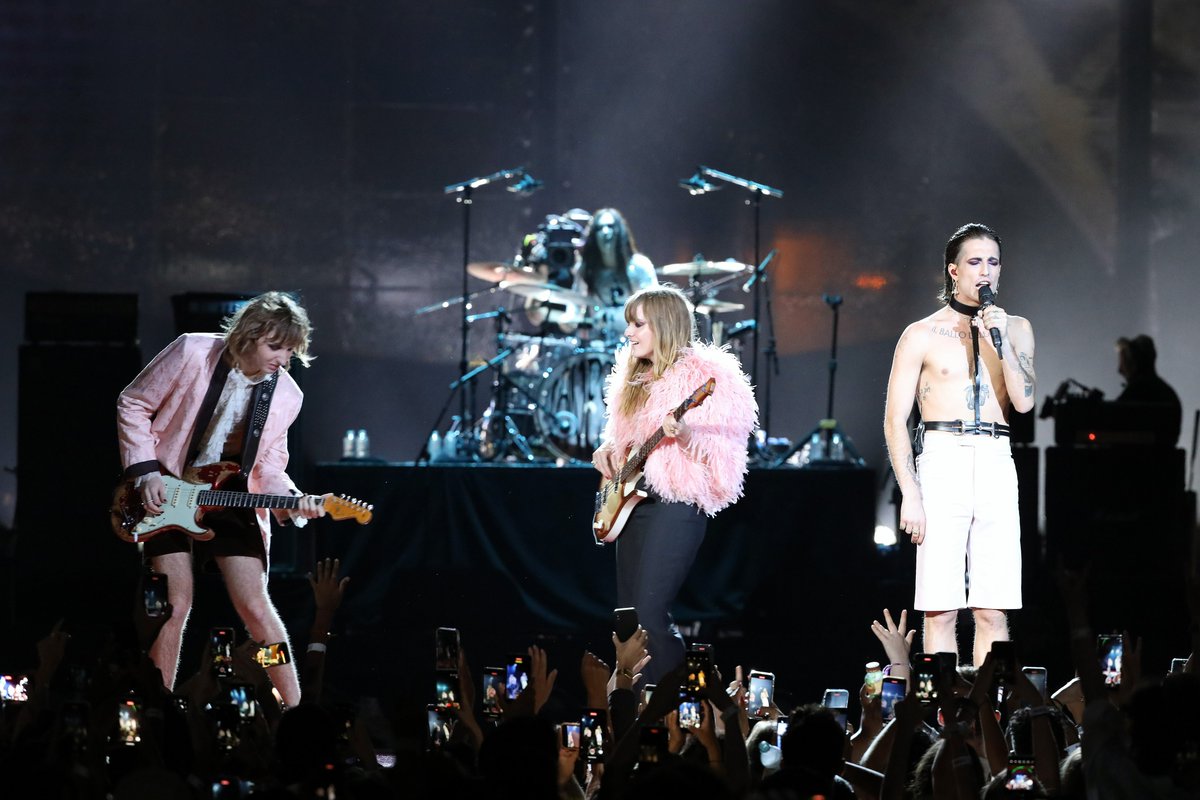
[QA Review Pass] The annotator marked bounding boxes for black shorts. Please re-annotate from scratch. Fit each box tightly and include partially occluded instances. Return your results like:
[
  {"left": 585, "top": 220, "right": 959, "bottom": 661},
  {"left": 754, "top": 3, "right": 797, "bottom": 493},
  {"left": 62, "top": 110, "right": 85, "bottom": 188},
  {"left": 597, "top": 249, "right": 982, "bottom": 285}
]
[{"left": 144, "top": 474, "right": 266, "bottom": 568}]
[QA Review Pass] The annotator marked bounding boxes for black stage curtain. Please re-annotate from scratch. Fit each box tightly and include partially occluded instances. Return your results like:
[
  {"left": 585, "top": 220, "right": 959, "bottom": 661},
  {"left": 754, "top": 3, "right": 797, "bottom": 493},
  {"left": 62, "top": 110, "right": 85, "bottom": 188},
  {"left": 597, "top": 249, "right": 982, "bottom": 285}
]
[{"left": 311, "top": 463, "right": 881, "bottom": 634}]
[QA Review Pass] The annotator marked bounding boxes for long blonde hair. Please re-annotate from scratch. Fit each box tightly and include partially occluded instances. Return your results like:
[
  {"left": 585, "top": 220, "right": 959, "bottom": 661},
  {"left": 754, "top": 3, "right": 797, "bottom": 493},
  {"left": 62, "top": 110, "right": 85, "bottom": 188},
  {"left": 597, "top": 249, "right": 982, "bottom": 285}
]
[{"left": 618, "top": 285, "right": 696, "bottom": 417}]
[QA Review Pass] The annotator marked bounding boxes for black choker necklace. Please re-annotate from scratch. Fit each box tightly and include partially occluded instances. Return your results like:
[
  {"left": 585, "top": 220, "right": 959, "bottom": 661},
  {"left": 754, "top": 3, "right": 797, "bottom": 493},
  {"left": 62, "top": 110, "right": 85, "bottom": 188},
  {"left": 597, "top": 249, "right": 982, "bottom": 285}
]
[{"left": 948, "top": 297, "right": 980, "bottom": 316}]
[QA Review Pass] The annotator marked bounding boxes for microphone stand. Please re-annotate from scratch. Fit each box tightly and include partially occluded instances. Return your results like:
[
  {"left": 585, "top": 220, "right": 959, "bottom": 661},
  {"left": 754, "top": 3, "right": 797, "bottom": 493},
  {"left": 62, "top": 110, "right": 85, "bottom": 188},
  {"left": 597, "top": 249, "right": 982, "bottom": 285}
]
[
  {"left": 434, "top": 165, "right": 529, "bottom": 460},
  {"left": 694, "top": 166, "right": 783, "bottom": 462},
  {"left": 772, "top": 294, "right": 865, "bottom": 469}
]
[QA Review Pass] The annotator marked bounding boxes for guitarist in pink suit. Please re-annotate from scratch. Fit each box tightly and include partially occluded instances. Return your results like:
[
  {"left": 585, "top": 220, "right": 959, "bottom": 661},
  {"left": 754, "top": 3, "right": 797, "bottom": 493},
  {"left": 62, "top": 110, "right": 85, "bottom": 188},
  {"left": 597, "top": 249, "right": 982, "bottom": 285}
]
[
  {"left": 116, "top": 292, "right": 324, "bottom": 705},
  {"left": 592, "top": 285, "right": 757, "bottom": 684}
]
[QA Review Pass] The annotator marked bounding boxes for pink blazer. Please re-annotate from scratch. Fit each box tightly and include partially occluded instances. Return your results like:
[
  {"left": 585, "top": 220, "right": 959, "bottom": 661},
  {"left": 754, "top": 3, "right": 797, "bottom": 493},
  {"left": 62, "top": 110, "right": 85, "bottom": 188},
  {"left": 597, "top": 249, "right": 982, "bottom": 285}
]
[
  {"left": 601, "top": 342, "right": 758, "bottom": 515},
  {"left": 116, "top": 333, "right": 304, "bottom": 552}
]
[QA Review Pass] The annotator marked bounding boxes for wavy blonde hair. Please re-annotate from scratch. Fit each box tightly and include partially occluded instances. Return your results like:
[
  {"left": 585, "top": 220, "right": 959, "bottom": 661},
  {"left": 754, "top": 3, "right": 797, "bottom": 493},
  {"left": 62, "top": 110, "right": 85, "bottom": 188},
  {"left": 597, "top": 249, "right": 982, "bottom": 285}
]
[
  {"left": 618, "top": 284, "right": 697, "bottom": 417},
  {"left": 223, "top": 291, "right": 314, "bottom": 370}
]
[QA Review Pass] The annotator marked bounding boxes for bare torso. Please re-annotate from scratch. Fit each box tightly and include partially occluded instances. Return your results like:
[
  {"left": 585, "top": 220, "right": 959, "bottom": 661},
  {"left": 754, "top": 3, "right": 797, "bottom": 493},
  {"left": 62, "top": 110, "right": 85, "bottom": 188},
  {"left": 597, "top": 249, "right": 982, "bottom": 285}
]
[{"left": 914, "top": 305, "right": 1015, "bottom": 424}]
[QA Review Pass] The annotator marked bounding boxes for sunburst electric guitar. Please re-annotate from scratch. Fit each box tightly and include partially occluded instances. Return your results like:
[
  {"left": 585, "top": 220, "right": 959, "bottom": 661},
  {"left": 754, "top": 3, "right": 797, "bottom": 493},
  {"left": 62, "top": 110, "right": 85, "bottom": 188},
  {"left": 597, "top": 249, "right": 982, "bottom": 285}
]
[
  {"left": 591, "top": 378, "right": 715, "bottom": 545},
  {"left": 110, "top": 461, "right": 373, "bottom": 543}
]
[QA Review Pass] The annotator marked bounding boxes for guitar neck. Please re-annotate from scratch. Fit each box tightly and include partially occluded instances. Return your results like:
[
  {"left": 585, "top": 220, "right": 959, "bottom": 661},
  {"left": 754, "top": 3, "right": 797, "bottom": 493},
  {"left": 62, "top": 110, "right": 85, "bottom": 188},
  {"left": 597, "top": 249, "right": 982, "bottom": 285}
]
[
  {"left": 616, "top": 404, "right": 689, "bottom": 483},
  {"left": 196, "top": 489, "right": 310, "bottom": 510}
]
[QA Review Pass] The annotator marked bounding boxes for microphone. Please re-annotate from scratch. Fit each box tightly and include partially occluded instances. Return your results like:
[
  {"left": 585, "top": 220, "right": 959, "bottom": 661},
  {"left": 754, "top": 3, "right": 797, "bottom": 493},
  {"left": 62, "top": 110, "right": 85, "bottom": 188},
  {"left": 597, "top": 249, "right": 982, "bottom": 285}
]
[
  {"left": 742, "top": 249, "right": 778, "bottom": 293},
  {"left": 977, "top": 284, "right": 1003, "bottom": 357},
  {"left": 507, "top": 173, "right": 543, "bottom": 195}
]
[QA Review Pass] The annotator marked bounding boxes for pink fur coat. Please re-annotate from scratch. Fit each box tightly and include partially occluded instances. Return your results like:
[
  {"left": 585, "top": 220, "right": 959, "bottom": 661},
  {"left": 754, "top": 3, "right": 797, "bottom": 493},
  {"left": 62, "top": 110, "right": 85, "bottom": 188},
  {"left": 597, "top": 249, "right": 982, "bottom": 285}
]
[{"left": 601, "top": 342, "right": 758, "bottom": 515}]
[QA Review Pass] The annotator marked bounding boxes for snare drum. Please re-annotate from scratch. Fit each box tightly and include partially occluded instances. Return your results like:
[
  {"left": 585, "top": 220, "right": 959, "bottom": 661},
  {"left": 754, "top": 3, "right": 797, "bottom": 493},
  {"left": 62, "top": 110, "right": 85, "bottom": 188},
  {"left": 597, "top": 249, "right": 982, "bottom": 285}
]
[{"left": 535, "top": 346, "right": 616, "bottom": 462}]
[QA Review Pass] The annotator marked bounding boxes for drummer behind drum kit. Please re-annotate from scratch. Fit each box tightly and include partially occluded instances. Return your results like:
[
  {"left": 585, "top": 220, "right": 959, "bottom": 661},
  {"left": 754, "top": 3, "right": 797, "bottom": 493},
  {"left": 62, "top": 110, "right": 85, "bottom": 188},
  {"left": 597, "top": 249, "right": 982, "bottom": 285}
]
[{"left": 419, "top": 214, "right": 757, "bottom": 464}]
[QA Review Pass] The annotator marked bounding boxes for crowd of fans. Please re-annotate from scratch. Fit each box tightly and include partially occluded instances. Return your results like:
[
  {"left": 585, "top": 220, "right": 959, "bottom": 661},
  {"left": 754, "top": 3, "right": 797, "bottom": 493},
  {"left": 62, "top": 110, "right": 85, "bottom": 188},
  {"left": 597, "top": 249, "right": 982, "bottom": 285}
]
[{"left": 1, "top": 557, "right": 1198, "bottom": 799}]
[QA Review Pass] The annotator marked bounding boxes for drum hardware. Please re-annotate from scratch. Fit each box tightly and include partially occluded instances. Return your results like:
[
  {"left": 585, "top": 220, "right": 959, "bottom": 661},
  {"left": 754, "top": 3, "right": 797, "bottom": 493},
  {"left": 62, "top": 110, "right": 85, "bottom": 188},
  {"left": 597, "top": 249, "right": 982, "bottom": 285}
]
[
  {"left": 467, "top": 261, "right": 541, "bottom": 284},
  {"left": 659, "top": 258, "right": 749, "bottom": 277},
  {"left": 414, "top": 286, "right": 500, "bottom": 316},
  {"left": 500, "top": 280, "right": 590, "bottom": 329},
  {"left": 679, "top": 166, "right": 784, "bottom": 458},
  {"left": 694, "top": 298, "right": 746, "bottom": 314}
]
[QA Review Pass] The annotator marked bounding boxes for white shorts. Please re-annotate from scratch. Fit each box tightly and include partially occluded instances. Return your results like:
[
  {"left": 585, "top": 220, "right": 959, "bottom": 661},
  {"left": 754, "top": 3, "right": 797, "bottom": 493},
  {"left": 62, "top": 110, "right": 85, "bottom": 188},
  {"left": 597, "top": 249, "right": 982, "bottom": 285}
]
[{"left": 914, "top": 431, "right": 1022, "bottom": 611}]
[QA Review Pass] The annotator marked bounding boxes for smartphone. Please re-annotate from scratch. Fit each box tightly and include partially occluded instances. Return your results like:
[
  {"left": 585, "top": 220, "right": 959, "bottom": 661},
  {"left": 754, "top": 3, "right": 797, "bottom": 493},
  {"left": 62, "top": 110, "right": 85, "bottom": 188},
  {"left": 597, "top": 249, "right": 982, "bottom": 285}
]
[
  {"left": 640, "top": 683, "right": 655, "bottom": 713},
  {"left": 116, "top": 697, "right": 141, "bottom": 746},
  {"left": 435, "top": 674, "right": 460, "bottom": 710},
  {"left": 560, "top": 721, "right": 581, "bottom": 750},
  {"left": 213, "top": 704, "right": 240, "bottom": 750},
  {"left": 775, "top": 716, "right": 789, "bottom": 746},
  {"left": 506, "top": 654, "right": 528, "bottom": 700},
  {"left": 638, "top": 724, "right": 668, "bottom": 765},
  {"left": 1097, "top": 635, "right": 1123, "bottom": 688},
  {"left": 581, "top": 707, "right": 607, "bottom": 762},
  {"left": 822, "top": 688, "right": 850, "bottom": 730},
  {"left": 1004, "top": 758, "right": 1037, "bottom": 791},
  {"left": 864, "top": 661, "right": 883, "bottom": 698},
  {"left": 678, "top": 697, "right": 702, "bottom": 729},
  {"left": 684, "top": 643, "right": 713, "bottom": 698},
  {"left": 481, "top": 667, "right": 503, "bottom": 717},
  {"left": 226, "top": 683, "right": 257, "bottom": 720},
  {"left": 210, "top": 627, "right": 235, "bottom": 679},
  {"left": 255, "top": 641, "right": 290, "bottom": 668},
  {"left": 990, "top": 641, "right": 1015, "bottom": 683},
  {"left": 0, "top": 674, "right": 30, "bottom": 703},
  {"left": 613, "top": 607, "right": 639, "bottom": 643},
  {"left": 144, "top": 571, "right": 169, "bottom": 618},
  {"left": 1171, "top": 658, "right": 1188, "bottom": 674},
  {"left": 435, "top": 627, "right": 460, "bottom": 672},
  {"left": 880, "top": 676, "right": 906, "bottom": 722},
  {"left": 1022, "top": 666, "right": 1047, "bottom": 701},
  {"left": 913, "top": 653, "right": 938, "bottom": 704},
  {"left": 748, "top": 670, "right": 775, "bottom": 718},
  {"left": 426, "top": 705, "right": 451, "bottom": 747}
]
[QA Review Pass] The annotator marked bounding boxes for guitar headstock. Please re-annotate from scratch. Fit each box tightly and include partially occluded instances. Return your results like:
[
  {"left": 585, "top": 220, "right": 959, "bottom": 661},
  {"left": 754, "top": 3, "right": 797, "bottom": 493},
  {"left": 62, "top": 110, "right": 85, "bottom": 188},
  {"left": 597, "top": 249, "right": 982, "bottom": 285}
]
[
  {"left": 686, "top": 378, "right": 716, "bottom": 410},
  {"left": 324, "top": 494, "right": 374, "bottom": 524}
]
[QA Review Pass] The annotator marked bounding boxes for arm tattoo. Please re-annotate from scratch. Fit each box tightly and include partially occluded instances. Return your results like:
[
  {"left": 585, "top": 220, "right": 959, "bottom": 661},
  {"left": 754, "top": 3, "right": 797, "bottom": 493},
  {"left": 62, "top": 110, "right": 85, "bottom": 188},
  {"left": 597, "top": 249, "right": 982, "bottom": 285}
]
[{"left": 1017, "top": 352, "right": 1035, "bottom": 398}]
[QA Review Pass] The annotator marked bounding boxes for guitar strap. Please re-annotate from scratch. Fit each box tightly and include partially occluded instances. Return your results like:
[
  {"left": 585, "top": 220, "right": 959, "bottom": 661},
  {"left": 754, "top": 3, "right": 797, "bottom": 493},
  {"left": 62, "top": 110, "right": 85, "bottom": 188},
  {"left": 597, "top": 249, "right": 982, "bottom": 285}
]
[
  {"left": 239, "top": 372, "right": 278, "bottom": 477},
  {"left": 186, "top": 355, "right": 232, "bottom": 463}
]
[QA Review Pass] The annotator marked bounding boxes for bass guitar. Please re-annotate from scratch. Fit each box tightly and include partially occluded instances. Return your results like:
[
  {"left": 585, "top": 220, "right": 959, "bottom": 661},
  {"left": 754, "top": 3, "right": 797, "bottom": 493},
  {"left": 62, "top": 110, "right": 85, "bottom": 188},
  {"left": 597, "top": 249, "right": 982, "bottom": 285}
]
[
  {"left": 110, "top": 461, "right": 373, "bottom": 543},
  {"left": 591, "top": 378, "right": 715, "bottom": 545}
]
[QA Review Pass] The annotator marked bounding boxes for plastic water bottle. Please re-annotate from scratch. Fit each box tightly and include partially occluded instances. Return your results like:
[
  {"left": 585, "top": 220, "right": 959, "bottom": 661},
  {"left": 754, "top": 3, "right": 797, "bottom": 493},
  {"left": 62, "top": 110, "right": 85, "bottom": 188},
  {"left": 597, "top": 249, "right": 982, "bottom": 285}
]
[
  {"left": 427, "top": 430, "right": 442, "bottom": 463},
  {"left": 342, "top": 429, "right": 356, "bottom": 459},
  {"left": 830, "top": 431, "right": 844, "bottom": 461},
  {"left": 809, "top": 430, "right": 824, "bottom": 461},
  {"left": 354, "top": 429, "right": 369, "bottom": 459},
  {"left": 443, "top": 416, "right": 462, "bottom": 461}
]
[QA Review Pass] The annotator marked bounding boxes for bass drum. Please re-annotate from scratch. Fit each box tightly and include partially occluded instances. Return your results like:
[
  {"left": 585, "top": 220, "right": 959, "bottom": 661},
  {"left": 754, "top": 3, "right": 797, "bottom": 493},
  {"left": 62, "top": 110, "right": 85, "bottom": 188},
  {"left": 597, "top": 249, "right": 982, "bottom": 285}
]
[{"left": 536, "top": 347, "right": 615, "bottom": 462}]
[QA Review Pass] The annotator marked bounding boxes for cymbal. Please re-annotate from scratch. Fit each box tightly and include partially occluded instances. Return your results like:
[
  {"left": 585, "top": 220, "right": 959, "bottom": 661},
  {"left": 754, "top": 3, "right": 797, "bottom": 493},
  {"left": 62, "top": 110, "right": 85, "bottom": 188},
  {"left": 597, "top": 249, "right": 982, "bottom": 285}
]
[
  {"left": 659, "top": 259, "right": 749, "bottom": 277},
  {"left": 498, "top": 280, "right": 590, "bottom": 308},
  {"left": 468, "top": 261, "right": 541, "bottom": 283},
  {"left": 694, "top": 297, "right": 745, "bottom": 314}
]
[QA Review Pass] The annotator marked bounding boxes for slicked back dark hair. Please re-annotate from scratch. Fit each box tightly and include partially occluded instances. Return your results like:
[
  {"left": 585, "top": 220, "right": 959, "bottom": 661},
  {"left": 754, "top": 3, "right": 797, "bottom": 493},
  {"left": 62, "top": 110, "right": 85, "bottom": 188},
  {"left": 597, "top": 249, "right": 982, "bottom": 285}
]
[{"left": 941, "top": 223, "right": 1001, "bottom": 303}]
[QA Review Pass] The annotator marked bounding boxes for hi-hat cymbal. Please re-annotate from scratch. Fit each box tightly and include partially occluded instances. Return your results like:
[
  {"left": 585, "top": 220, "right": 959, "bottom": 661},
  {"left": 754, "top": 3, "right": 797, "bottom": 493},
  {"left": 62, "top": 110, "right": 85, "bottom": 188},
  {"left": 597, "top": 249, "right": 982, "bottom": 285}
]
[
  {"left": 468, "top": 261, "right": 541, "bottom": 283},
  {"left": 498, "top": 280, "right": 590, "bottom": 308},
  {"left": 694, "top": 297, "right": 746, "bottom": 314},
  {"left": 659, "top": 259, "right": 749, "bottom": 277}
]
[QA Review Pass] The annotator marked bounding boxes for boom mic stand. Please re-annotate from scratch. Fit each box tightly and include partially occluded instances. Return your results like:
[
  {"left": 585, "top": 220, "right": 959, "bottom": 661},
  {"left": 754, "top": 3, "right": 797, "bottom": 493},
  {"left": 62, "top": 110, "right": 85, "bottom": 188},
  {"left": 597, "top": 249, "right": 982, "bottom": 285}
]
[
  {"left": 773, "top": 294, "right": 865, "bottom": 468},
  {"left": 432, "top": 166, "right": 538, "bottom": 461},
  {"left": 680, "top": 166, "right": 784, "bottom": 462}
]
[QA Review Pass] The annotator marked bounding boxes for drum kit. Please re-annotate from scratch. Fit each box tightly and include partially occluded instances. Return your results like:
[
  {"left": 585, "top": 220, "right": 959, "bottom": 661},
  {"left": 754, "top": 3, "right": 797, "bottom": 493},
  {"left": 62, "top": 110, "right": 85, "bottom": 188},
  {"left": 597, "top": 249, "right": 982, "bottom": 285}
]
[{"left": 417, "top": 218, "right": 759, "bottom": 464}]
